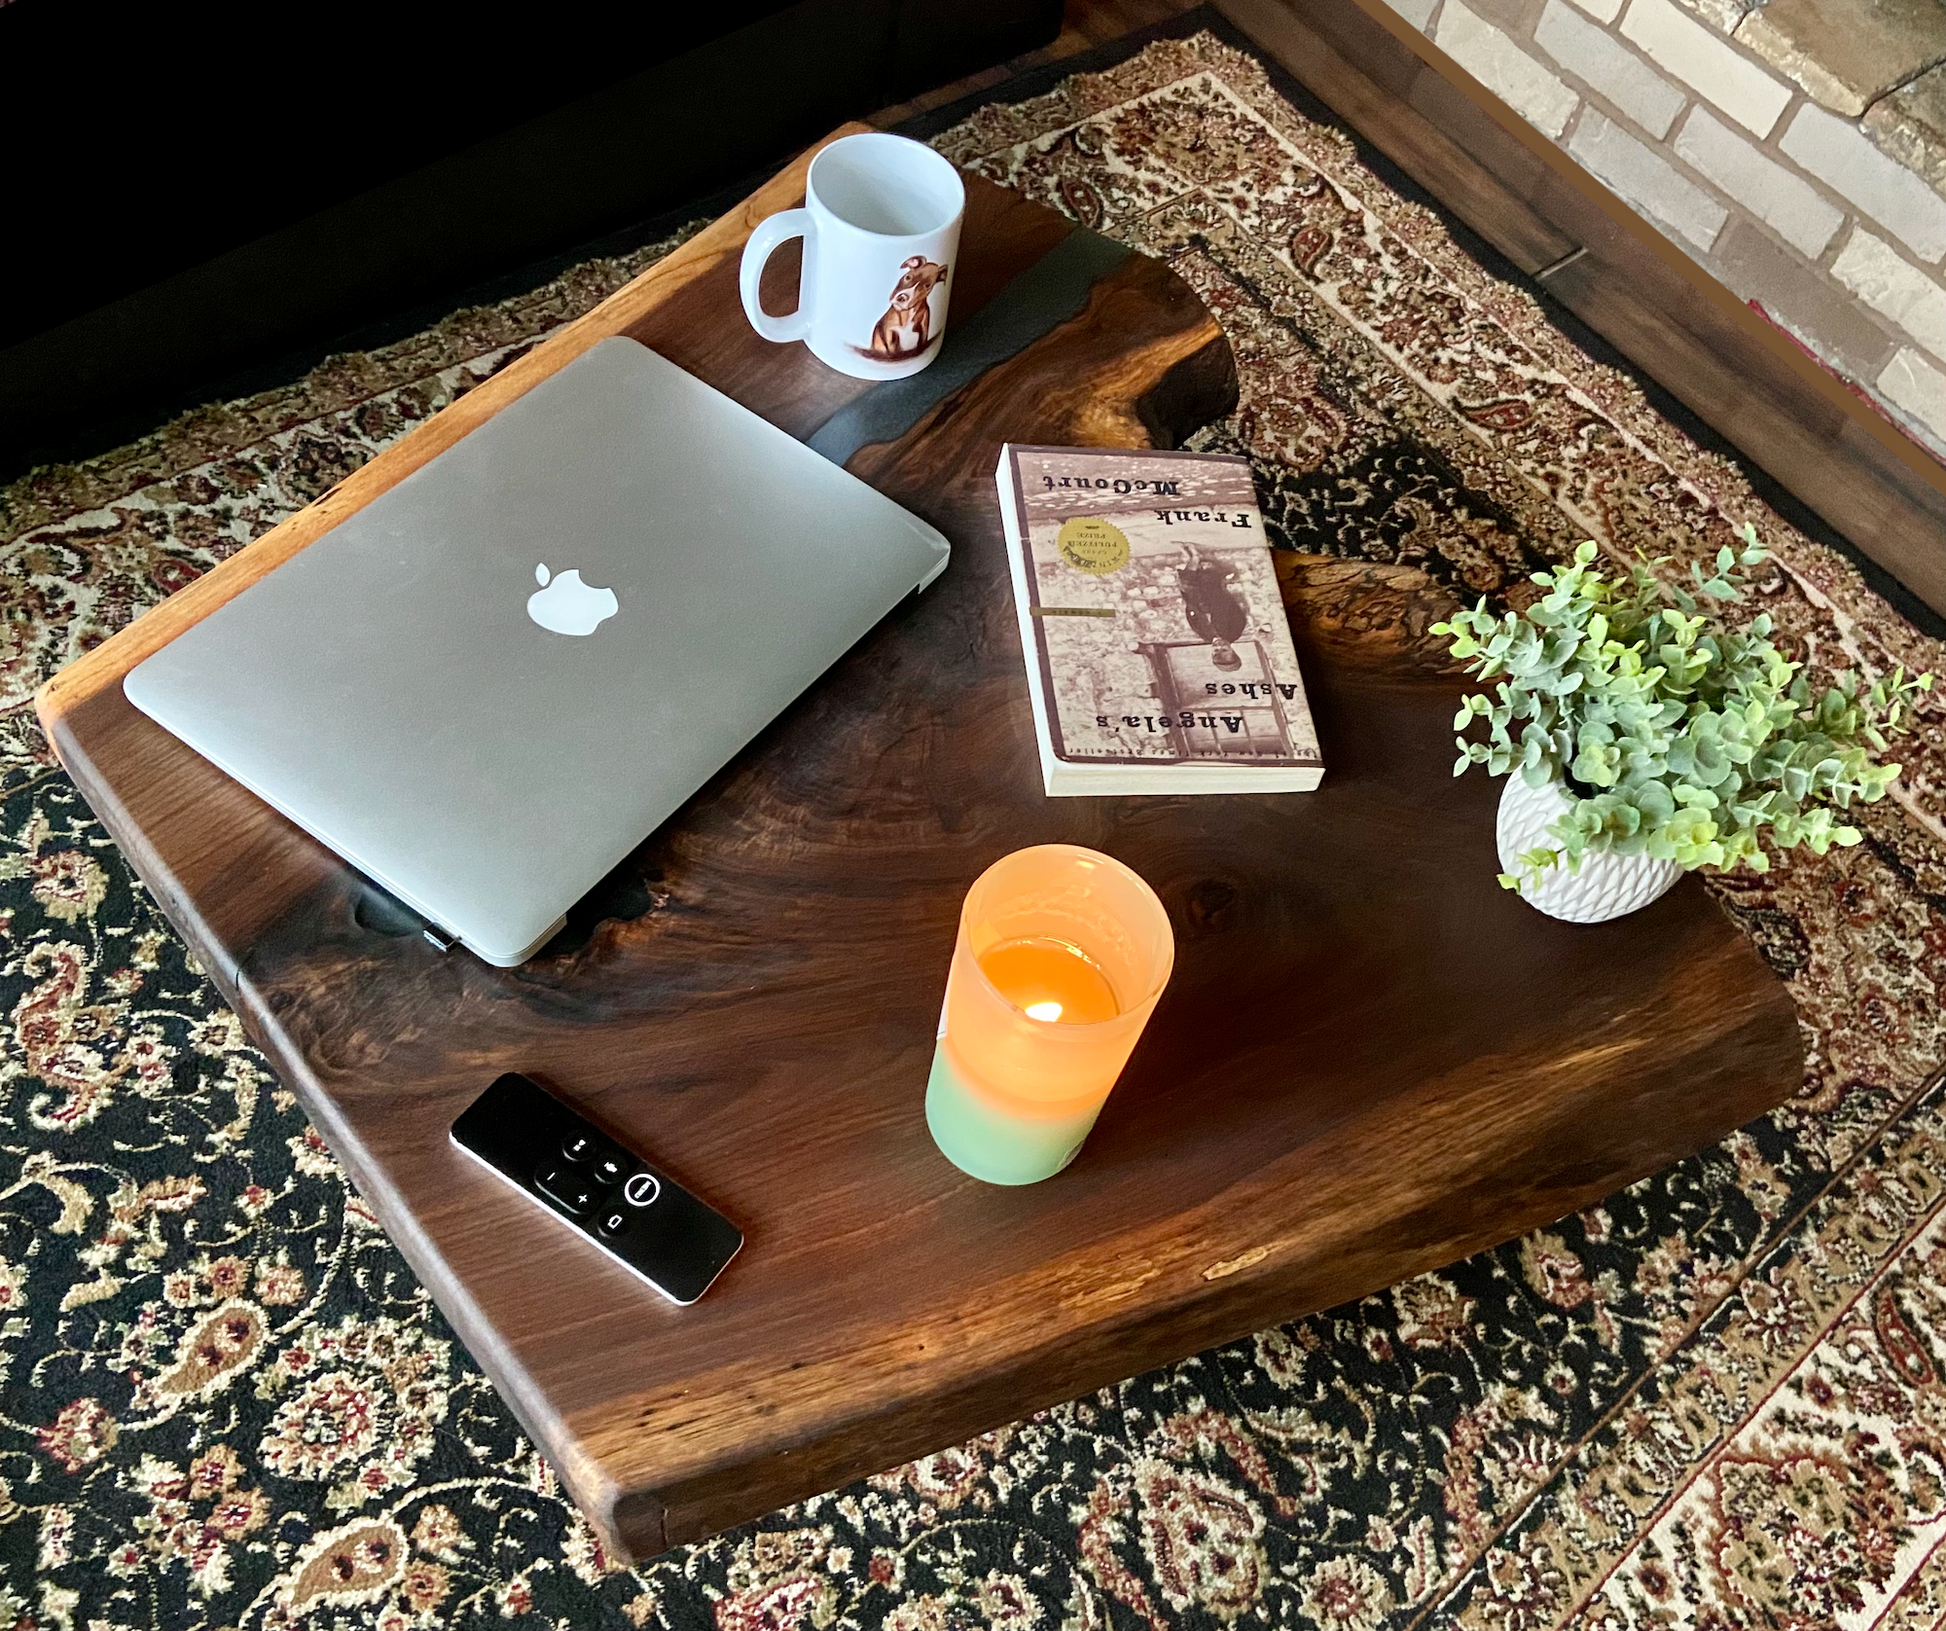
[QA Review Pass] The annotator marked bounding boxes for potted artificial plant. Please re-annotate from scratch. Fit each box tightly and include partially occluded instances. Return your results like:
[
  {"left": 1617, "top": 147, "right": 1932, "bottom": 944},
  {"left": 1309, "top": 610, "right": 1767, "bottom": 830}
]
[{"left": 1434, "top": 530, "right": 1932, "bottom": 923}]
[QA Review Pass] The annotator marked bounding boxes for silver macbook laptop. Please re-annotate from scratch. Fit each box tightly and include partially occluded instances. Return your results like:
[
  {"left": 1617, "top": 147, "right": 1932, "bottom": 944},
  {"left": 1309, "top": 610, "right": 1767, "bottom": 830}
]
[{"left": 124, "top": 336, "right": 950, "bottom": 966}]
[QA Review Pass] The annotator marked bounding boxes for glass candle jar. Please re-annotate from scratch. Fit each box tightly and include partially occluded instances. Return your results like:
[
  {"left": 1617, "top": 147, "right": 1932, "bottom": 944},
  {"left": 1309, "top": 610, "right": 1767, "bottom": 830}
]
[{"left": 926, "top": 844, "right": 1175, "bottom": 1185}]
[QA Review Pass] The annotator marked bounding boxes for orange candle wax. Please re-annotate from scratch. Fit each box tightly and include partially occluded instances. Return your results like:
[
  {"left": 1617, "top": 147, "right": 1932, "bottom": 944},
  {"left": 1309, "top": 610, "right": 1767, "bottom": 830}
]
[{"left": 927, "top": 845, "right": 1174, "bottom": 1184}]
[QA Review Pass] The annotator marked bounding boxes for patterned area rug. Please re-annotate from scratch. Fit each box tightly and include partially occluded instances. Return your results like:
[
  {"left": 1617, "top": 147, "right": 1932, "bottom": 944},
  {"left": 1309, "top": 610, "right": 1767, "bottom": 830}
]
[{"left": 5, "top": 25, "right": 1946, "bottom": 1630}]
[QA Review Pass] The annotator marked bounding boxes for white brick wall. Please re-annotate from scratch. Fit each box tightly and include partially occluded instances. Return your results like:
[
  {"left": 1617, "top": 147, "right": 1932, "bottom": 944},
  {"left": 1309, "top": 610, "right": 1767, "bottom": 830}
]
[
  {"left": 1378, "top": 0, "right": 1946, "bottom": 457},
  {"left": 1834, "top": 230, "right": 1946, "bottom": 357},
  {"left": 1434, "top": 2, "right": 1580, "bottom": 138},
  {"left": 1779, "top": 105, "right": 1946, "bottom": 261},
  {"left": 1618, "top": 0, "right": 1791, "bottom": 136},
  {"left": 1535, "top": 1, "right": 1683, "bottom": 139},
  {"left": 1881, "top": 349, "right": 1946, "bottom": 438},
  {"left": 1377, "top": 0, "right": 1440, "bottom": 30},
  {"left": 1675, "top": 108, "right": 1842, "bottom": 256},
  {"left": 1572, "top": 111, "right": 1728, "bottom": 249}
]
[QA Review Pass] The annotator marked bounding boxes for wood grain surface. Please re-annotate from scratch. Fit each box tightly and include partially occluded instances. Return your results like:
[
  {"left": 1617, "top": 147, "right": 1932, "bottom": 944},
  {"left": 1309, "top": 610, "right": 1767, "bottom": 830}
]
[{"left": 36, "top": 129, "right": 1802, "bottom": 1561}]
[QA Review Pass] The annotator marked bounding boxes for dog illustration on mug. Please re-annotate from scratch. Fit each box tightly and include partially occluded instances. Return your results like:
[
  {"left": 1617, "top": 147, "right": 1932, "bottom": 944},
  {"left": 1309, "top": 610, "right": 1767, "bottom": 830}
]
[{"left": 860, "top": 255, "right": 948, "bottom": 361}]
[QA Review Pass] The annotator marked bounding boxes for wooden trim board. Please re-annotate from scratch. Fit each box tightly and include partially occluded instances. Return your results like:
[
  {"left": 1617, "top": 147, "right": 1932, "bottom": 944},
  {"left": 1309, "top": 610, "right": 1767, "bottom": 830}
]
[{"left": 1217, "top": 0, "right": 1946, "bottom": 621}]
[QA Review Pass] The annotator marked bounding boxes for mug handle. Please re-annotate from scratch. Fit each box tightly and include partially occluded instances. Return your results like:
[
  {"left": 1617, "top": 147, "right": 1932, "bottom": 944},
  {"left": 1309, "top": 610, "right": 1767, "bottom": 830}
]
[{"left": 738, "top": 209, "right": 814, "bottom": 344}]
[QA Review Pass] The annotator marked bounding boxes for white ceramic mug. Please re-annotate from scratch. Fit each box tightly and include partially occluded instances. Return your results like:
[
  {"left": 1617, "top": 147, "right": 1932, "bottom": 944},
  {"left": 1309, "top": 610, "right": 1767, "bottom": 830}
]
[{"left": 739, "top": 132, "right": 965, "bottom": 381}]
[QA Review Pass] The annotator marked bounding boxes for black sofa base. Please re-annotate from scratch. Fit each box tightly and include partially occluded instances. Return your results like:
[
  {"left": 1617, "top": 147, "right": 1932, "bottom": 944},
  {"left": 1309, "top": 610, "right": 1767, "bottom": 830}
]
[{"left": 3, "top": 0, "right": 1061, "bottom": 474}]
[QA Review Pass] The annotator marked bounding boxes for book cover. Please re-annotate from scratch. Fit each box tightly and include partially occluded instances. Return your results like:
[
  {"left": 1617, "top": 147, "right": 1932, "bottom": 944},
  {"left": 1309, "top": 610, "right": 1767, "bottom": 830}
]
[{"left": 997, "top": 444, "right": 1323, "bottom": 787}]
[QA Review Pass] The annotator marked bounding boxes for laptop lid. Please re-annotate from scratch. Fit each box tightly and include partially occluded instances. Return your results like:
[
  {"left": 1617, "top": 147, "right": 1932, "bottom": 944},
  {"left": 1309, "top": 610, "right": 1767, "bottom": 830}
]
[{"left": 123, "top": 337, "right": 951, "bottom": 965}]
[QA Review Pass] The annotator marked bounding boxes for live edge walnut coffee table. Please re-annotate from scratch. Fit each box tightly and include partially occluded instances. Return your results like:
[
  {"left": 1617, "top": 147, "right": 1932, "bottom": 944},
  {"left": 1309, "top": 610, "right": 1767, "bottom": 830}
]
[{"left": 37, "top": 125, "right": 1802, "bottom": 1560}]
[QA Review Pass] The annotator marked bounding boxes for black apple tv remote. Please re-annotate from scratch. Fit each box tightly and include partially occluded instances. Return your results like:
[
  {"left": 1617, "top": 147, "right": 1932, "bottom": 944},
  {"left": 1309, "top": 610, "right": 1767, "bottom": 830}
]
[{"left": 450, "top": 1072, "right": 742, "bottom": 1305}]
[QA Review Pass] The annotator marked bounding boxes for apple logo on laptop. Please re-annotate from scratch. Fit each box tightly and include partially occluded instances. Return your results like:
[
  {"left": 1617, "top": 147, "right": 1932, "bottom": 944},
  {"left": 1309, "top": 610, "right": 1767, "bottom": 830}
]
[{"left": 527, "top": 563, "right": 619, "bottom": 636}]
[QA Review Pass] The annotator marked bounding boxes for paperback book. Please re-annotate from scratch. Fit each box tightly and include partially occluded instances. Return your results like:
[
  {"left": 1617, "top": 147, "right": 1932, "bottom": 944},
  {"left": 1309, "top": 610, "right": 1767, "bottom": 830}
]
[{"left": 995, "top": 443, "right": 1323, "bottom": 795}]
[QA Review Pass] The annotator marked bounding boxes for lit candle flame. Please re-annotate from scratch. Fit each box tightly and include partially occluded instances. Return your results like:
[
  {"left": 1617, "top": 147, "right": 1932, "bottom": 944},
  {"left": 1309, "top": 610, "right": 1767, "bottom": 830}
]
[{"left": 1025, "top": 1001, "right": 1063, "bottom": 1022}]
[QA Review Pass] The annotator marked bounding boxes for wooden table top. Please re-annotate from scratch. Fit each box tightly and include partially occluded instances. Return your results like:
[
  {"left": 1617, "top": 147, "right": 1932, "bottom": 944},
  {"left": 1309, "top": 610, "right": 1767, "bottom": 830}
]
[{"left": 36, "top": 124, "right": 1804, "bottom": 1561}]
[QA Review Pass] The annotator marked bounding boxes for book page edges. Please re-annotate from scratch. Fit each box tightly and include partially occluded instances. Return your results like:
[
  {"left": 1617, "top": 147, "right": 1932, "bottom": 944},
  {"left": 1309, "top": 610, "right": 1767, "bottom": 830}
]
[{"left": 996, "top": 445, "right": 1062, "bottom": 795}]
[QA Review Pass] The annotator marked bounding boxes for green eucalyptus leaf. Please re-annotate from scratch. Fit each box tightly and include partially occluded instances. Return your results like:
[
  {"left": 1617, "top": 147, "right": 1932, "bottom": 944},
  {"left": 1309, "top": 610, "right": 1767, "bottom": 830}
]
[{"left": 1433, "top": 526, "right": 1917, "bottom": 882}]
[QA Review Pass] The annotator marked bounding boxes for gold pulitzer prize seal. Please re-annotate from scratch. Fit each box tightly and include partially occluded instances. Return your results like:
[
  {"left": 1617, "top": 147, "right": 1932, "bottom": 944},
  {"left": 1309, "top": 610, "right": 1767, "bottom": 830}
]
[{"left": 1055, "top": 516, "right": 1130, "bottom": 576}]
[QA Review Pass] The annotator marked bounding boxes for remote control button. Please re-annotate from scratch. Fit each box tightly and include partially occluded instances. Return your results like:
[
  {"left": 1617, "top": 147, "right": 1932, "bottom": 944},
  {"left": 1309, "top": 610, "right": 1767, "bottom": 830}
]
[
  {"left": 561, "top": 1132, "right": 597, "bottom": 1163},
  {"left": 534, "top": 1164, "right": 601, "bottom": 1216},
  {"left": 596, "top": 1207, "right": 631, "bottom": 1238},
  {"left": 623, "top": 1172, "right": 661, "bottom": 1208},
  {"left": 591, "top": 1151, "right": 628, "bottom": 1186}
]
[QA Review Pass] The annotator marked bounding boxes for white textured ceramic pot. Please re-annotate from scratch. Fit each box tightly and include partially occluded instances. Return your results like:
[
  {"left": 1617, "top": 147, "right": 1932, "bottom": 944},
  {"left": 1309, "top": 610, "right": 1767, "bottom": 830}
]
[{"left": 1495, "top": 774, "right": 1682, "bottom": 924}]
